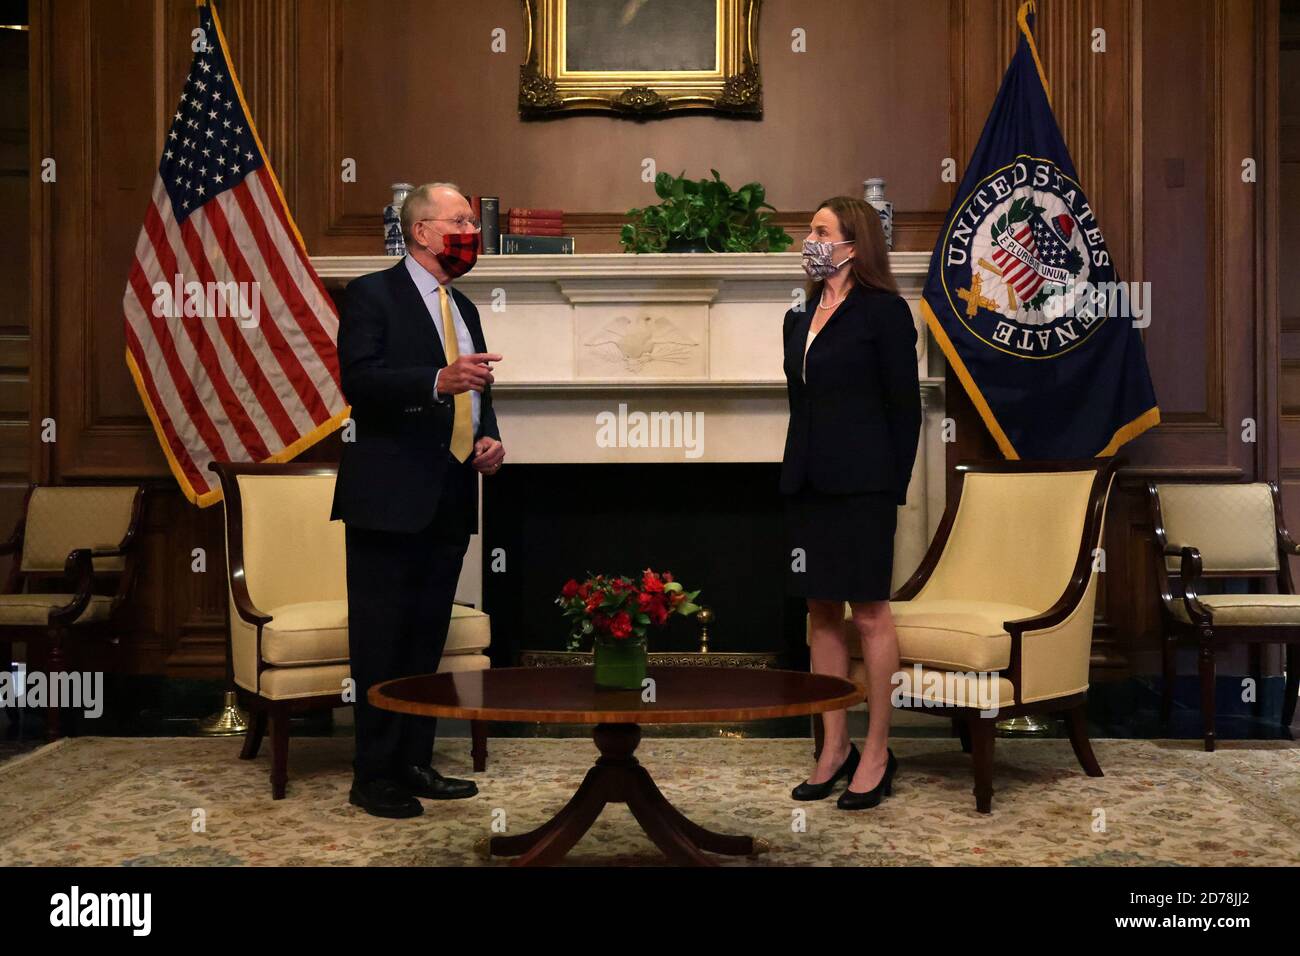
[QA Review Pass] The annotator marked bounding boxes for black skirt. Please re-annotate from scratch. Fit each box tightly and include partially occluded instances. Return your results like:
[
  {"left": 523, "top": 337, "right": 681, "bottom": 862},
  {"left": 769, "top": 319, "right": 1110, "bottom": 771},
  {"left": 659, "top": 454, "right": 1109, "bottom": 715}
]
[{"left": 783, "top": 488, "right": 898, "bottom": 602}]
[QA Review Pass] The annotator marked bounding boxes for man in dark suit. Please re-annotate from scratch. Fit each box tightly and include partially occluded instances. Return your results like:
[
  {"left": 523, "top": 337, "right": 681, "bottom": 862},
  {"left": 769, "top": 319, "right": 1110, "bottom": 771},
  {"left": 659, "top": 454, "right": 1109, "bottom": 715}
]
[{"left": 331, "top": 182, "right": 505, "bottom": 818}]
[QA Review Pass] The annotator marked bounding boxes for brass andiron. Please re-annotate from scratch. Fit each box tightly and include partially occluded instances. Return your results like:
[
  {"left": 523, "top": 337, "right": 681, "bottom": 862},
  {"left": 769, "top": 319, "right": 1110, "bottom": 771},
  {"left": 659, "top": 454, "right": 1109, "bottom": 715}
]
[{"left": 696, "top": 606, "right": 714, "bottom": 653}]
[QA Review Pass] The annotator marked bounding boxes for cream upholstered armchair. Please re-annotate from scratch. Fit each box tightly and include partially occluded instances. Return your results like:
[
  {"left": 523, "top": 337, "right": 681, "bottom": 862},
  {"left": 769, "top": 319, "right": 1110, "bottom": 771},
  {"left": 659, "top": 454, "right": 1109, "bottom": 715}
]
[
  {"left": 0, "top": 484, "right": 143, "bottom": 739},
  {"left": 210, "top": 462, "right": 492, "bottom": 799},
  {"left": 814, "top": 458, "right": 1119, "bottom": 813},
  {"left": 1146, "top": 481, "right": 1300, "bottom": 751}
]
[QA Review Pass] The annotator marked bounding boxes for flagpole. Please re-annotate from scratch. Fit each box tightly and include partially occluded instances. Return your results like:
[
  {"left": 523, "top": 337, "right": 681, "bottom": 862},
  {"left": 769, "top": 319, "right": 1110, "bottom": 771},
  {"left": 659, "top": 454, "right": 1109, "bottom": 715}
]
[
  {"left": 198, "top": 565, "right": 249, "bottom": 737},
  {"left": 140, "top": 0, "right": 342, "bottom": 736},
  {"left": 1016, "top": 0, "right": 1052, "bottom": 106},
  {"left": 995, "top": 0, "right": 1056, "bottom": 740}
]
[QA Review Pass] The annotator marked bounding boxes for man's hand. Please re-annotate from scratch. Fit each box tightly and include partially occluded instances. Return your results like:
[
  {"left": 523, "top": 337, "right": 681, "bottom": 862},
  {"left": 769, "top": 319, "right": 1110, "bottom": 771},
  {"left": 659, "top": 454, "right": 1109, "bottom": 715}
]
[
  {"left": 472, "top": 436, "right": 505, "bottom": 475},
  {"left": 437, "top": 353, "right": 502, "bottom": 396}
]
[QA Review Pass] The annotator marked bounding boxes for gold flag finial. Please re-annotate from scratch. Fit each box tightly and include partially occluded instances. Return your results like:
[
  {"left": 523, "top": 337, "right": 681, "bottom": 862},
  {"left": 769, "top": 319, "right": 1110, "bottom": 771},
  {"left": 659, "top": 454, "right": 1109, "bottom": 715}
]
[{"left": 1016, "top": 1, "right": 1052, "bottom": 106}]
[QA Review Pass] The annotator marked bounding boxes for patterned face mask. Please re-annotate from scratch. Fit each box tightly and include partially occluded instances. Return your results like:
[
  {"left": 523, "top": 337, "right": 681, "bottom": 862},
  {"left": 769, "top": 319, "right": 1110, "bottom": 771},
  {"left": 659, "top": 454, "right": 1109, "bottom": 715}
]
[
  {"left": 433, "top": 231, "right": 479, "bottom": 279},
  {"left": 801, "top": 238, "right": 853, "bottom": 279}
]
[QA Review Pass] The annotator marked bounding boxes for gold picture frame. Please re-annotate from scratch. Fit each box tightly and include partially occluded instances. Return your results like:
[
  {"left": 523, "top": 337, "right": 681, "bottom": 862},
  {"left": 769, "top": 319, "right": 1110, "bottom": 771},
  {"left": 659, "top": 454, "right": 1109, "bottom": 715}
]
[{"left": 519, "top": 0, "right": 762, "bottom": 118}]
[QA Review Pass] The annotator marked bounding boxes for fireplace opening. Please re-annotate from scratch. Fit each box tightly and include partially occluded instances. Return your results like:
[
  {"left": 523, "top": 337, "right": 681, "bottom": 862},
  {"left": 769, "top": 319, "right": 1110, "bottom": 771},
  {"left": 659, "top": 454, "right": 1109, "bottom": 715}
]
[{"left": 481, "top": 463, "right": 810, "bottom": 668}]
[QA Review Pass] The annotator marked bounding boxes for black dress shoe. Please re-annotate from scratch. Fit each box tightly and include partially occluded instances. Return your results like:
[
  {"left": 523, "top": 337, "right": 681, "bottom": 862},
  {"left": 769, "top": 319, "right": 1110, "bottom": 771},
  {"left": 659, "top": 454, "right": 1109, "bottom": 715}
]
[
  {"left": 792, "top": 743, "right": 860, "bottom": 801},
  {"left": 349, "top": 778, "right": 423, "bottom": 819},
  {"left": 837, "top": 748, "right": 898, "bottom": 811},
  {"left": 399, "top": 764, "right": 479, "bottom": 800}
]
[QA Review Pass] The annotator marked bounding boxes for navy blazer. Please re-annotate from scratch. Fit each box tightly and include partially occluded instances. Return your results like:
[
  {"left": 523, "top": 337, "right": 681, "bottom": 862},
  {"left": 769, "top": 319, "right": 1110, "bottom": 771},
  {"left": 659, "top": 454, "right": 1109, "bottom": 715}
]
[
  {"left": 330, "top": 261, "right": 500, "bottom": 532},
  {"left": 780, "top": 284, "right": 922, "bottom": 504}
]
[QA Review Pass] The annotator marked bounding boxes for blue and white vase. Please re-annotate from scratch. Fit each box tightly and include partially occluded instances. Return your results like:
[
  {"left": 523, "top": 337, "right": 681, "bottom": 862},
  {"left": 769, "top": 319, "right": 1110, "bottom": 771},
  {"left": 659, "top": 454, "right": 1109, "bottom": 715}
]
[
  {"left": 384, "top": 182, "right": 414, "bottom": 256},
  {"left": 863, "top": 178, "right": 893, "bottom": 251}
]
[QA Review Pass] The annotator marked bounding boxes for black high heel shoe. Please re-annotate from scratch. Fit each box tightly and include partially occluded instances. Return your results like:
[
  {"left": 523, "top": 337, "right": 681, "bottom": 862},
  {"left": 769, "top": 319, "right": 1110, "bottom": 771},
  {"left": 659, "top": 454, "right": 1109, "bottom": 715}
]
[
  {"left": 791, "top": 743, "right": 860, "bottom": 801},
  {"left": 837, "top": 748, "right": 897, "bottom": 810}
]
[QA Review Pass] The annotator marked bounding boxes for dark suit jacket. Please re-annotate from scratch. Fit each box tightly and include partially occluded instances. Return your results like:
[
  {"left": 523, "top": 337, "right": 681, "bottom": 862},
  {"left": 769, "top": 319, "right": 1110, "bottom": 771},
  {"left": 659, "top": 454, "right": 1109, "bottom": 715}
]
[
  {"left": 330, "top": 261, "right": 501, "bottom": 533},
  {"left": 780, "top": 284, "right": 922, "bottom": 505}
]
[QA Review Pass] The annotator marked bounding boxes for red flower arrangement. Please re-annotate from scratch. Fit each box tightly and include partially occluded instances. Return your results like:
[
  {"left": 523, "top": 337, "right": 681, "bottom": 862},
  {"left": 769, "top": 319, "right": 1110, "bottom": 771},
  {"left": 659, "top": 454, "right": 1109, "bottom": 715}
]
[{"left": 557, "top": 569, "right": 701, "bottom": 650}]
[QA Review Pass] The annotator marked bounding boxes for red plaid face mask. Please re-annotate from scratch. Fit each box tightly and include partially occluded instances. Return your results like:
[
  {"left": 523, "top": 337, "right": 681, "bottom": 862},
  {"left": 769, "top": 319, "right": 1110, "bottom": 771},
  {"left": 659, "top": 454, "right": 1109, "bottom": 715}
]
[{"left": 435, "top": 230, "right": 479, "bottom": 279}]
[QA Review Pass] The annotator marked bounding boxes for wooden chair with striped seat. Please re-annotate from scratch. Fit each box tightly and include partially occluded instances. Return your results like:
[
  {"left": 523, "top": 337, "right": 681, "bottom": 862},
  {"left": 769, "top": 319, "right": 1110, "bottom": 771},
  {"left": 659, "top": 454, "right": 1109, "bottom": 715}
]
[
  {"left": 0, "top": 484, "right": 144, "bottom": 739},
  {"left": 1147, "top": 480, "right": 1300, "bottom": 751}
]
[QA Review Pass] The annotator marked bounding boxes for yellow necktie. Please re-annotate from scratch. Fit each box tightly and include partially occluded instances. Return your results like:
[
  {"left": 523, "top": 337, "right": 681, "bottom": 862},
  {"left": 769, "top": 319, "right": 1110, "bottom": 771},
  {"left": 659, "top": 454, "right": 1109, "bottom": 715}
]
[{"left": 437, "top": 285, "right": 474, "bottom": 463}]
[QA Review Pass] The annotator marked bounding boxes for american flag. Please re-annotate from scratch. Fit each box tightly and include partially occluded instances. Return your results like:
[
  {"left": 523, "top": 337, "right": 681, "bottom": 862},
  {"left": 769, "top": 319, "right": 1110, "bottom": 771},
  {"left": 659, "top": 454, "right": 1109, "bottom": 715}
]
[
  {"left": 991, "top": 214, "right": 1073, "bottom": 304},
  {"left": 123, "top": 1, "right": 347, "bottom": 506}
]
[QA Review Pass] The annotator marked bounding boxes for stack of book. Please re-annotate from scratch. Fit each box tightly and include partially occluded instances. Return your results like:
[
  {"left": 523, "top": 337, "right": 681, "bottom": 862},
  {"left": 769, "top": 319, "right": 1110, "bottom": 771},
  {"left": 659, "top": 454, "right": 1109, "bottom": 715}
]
[
  {"left": 500, "top": 207, "right": 574, "bottom": 254},
  {"left": 507, "top": 208, "right": 564, "bottom": 235}
]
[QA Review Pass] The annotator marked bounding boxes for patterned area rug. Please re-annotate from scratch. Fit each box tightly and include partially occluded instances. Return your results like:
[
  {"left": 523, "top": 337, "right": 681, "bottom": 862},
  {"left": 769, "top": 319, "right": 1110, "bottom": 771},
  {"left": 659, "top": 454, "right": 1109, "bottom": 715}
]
[{"left": 1, "top": 736, "right": 1297, "bottom": 866}]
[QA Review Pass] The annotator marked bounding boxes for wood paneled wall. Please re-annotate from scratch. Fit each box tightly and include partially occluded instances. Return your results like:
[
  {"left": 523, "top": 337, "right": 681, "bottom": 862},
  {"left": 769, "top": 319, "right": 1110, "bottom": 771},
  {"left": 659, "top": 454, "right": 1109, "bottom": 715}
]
[
  {"left": 1281, "top": 1, "right": 1300, "bottom": 559},
  {"left": 0, "top": 21, "right": 32, "bottom": 589},
  {"left": 8, "top": 0, "right": 1291, "bottom": 679}
]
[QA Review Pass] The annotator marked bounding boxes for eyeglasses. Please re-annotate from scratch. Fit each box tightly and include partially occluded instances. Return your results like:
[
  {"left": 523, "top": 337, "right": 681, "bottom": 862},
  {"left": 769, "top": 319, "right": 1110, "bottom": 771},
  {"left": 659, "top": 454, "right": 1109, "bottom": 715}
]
[{"left": 417, "top": 216, "right": 481, "bottom": 231}]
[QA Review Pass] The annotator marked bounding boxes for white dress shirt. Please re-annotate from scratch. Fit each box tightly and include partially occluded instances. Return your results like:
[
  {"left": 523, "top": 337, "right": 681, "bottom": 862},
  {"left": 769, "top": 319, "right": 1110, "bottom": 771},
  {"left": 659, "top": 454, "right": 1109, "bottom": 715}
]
[
  {"left": 803, "top": 327, "right": 818, "bottom": 382},
  {"left": 404, "top": 253, "right": 480, "bottom": 435}
]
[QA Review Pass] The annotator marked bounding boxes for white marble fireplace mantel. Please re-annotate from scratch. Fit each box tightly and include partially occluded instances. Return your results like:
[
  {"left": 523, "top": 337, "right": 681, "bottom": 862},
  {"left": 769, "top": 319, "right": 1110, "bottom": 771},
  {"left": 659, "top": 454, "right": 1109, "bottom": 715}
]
[{"left": 313, "top": 252, "right": 948, "bottom": 601}]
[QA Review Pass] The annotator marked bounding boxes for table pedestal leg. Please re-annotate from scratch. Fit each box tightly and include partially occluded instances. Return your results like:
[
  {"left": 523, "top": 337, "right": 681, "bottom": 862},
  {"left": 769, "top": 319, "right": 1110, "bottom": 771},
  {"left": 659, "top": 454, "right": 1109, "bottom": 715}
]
[
  {"left": 627, "top": 763, "right": 757, "bottom": 856},
  {"left": 483, "top": 723, "right": 765, "bottom": 867},
  {"left": 505, "top": 772, "right": 609, "bottom": 866}
]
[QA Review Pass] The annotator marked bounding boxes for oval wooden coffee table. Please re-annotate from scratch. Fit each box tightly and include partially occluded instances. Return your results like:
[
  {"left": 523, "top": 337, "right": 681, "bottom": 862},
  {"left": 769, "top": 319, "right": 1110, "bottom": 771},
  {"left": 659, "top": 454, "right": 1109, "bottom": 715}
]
[{"left": 370, "top": 665, "right": 862, "bottom": 866}]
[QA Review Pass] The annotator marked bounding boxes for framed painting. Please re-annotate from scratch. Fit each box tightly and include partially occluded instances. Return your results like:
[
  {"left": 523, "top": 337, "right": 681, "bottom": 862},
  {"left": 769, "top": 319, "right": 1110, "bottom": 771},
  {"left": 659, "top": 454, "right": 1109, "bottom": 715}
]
[{"left": 519, "top": 0, "right": 762, "bottom": 118}]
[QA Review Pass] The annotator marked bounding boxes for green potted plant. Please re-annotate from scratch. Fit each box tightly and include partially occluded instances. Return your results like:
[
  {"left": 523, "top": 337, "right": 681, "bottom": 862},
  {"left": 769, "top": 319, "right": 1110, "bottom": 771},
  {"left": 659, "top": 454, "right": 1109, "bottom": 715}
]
[{"left": 620, "top": 169, "right": 793, "bottom": 254}]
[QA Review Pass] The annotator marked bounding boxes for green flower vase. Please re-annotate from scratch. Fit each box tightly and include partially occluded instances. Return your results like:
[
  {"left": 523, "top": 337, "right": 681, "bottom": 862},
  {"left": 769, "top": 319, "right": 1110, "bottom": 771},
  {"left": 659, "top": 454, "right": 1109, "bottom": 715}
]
[{"left": 593, "top": 636, "right": 647, "bottom": 690}]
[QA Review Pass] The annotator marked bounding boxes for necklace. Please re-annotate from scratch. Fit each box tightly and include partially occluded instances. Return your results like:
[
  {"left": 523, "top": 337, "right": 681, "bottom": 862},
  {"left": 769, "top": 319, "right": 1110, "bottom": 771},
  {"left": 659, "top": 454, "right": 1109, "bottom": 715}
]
[{"left": 817, "top": 289, "right": 847, "bottom": 310}]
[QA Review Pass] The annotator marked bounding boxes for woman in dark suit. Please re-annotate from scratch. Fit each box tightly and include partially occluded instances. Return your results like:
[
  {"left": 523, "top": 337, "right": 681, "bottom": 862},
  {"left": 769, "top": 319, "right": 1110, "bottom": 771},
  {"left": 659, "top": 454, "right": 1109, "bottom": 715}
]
[{"left": 782, "top": 197, "right": 922, "bottom": 810}]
